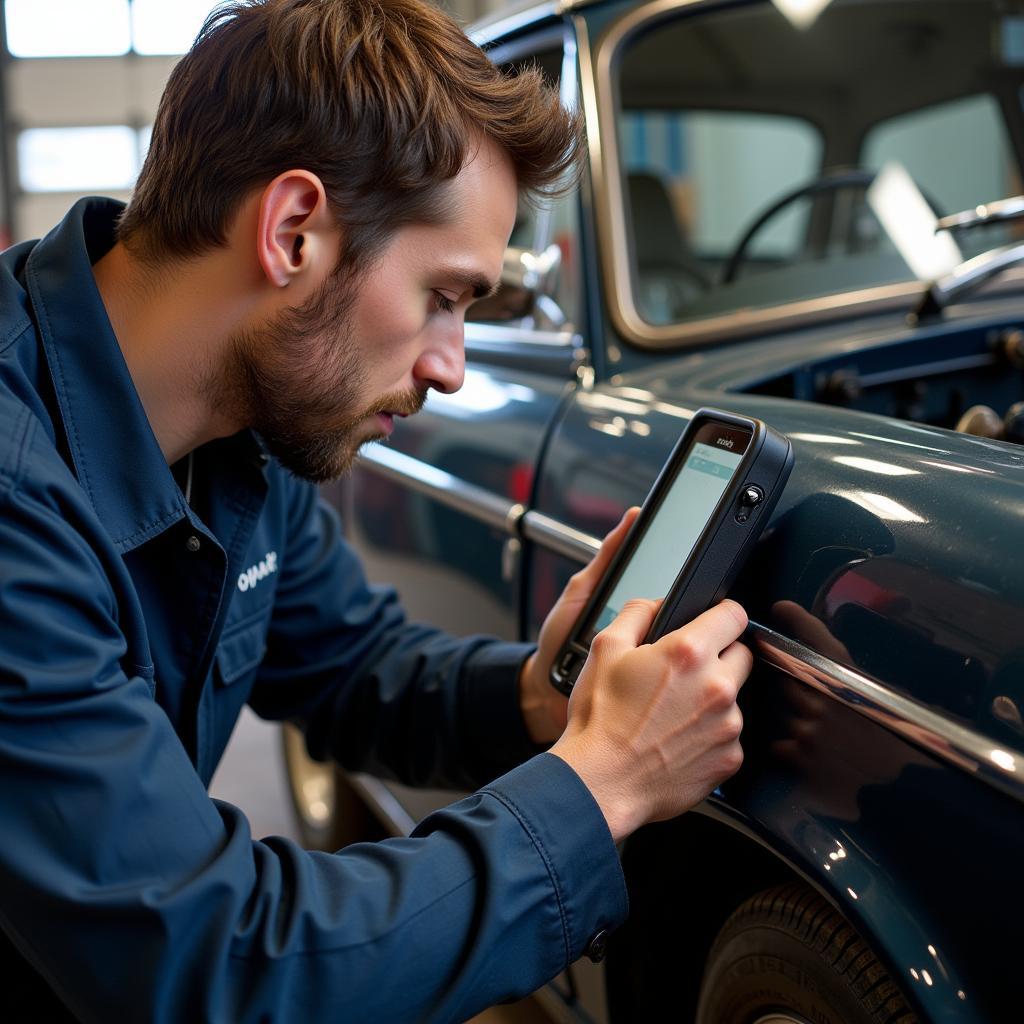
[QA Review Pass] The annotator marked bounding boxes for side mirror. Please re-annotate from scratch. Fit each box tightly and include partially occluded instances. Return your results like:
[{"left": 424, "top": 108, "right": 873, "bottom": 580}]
[{"left": 468, "top": 243, "right": 567, "bottom": 328}]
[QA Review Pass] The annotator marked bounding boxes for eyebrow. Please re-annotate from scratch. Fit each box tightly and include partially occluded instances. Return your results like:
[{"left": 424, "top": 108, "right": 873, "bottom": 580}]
[{"left": 440, "top": 267, "right": 500, "bottom": 300}]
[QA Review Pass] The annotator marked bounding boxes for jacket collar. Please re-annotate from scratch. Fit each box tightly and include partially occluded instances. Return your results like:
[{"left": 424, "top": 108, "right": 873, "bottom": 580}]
[{"left": 24, "top": 197, "right": 263, "bottom": 553}]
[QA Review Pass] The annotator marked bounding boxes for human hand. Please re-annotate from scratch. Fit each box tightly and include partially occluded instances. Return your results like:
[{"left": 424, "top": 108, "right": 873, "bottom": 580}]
[
  {"left": 517, "top": 507, "right": 640, "bottom": 745},
  {"left": 550, "top": 598, "right": 752, "bottom": 841}
]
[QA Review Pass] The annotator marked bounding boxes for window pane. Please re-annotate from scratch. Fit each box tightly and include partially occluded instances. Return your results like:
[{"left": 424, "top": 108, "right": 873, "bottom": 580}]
[
  {"left": 5, "top": 0, "right": 130, "bottom": 58},
  {"left": 863, "top": 95, "right": 1012, "bottom": 222},
  {"left": 132, "top": 0, "right": 220, "bottom": 55},
  {"left": 613, "top": 0, "right": 1024, "bottom": 334},
  {"left": 19, "top": 127, "right": 138, "bottom": 192},
  {"left": 623, "top": 111, "right": 821, "bottom": 257}
]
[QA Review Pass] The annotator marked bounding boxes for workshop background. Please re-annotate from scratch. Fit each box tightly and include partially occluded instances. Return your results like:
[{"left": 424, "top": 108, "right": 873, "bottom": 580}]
[{"left": 0, "top": 0, "right": 508, "bottom": 244}]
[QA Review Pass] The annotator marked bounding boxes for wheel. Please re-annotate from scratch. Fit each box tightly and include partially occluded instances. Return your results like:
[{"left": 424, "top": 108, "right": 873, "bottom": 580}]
[
  {"left": 280, "top": 724, "right": 387, "bottom": 850},
  {"left": 696, "top": 882, "right": 918, "bottom": 1024}
]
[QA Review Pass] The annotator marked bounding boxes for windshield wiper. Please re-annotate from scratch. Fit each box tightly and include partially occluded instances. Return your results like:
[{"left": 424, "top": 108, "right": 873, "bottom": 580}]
[{"left": 912, "top": 194, "right": 1024, "bottom": 320}]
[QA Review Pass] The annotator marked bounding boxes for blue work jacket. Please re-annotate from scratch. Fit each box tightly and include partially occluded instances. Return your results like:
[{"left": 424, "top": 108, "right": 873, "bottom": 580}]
[{"left": 0, "top": 199, "right": 627, "bottom": 1023}]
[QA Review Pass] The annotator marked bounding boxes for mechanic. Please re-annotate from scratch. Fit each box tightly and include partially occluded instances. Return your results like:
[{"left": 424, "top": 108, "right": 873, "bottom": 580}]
[{"left": 0, "top": 0, "right": 751, "bottom": 1020}]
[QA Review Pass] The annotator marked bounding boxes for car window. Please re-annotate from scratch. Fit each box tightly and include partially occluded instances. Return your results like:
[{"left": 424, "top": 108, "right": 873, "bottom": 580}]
[
  {"left": 862, "top": 93, "right": 1018, "bottom": 251},
  {"left": 611, "top": 0, "right": 1024, "bottom": 335},
  {"left": 621, "top": 109, "right": 821, "bottom": 323}
]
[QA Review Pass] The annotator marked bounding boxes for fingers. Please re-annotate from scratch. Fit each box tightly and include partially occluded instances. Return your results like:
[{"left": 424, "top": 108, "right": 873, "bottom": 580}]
[
  {"left": 719, "top": 639, "right": 754, "bottom": 689},
  {"left": 571, "top": 507, "right": 640, "bottom": 592},
  {"left": 659, "top": 599, "right": 748, "bottom": 656}
]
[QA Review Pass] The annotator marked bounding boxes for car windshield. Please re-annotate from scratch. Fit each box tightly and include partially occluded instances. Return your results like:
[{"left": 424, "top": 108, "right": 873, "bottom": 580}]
[{"left": 613, "top": 0, "right": 1024, "bottom": 331}]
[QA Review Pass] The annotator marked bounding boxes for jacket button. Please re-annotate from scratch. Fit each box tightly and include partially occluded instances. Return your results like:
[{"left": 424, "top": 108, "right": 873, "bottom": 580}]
[
  {"left": 185, "top": 535, "right": 201, "bottom": 553},
  {"left": 585, "top": 929, "right": 608, "bottom": 963}
]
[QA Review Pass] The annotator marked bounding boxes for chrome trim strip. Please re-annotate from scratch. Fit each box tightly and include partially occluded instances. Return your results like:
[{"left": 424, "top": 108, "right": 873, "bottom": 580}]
[
  {"left": 752, "top": 626, "right": 1024, "bottom": 804},
  {"left": 356, "top": 447, "right": 1023, "bottom": 801},
  {"left": 357, "top": 444, "right": 521, "bottom": 535},
  {"left": 584, "top": 0, "right": 1024, "bottom": 350},
  {"left": 465, "top": 322, "right": 577, "bottom": 348},
  {"left": 529, "top": 516, "right": 597, "bottom": 561},
  {"left": 522, "top": 510, "right": 601, "bottom": 561},
  {"left": 349, "top": 773, "right": 417, "bottom": 838}
]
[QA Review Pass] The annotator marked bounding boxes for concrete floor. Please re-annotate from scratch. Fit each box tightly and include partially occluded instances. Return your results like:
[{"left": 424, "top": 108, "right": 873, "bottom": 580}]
[{"left": 209, "top": 708, "right": 553, "bottom": 1024}]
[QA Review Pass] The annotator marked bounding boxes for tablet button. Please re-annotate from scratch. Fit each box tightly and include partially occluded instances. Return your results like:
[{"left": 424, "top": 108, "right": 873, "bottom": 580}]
[
  {"left": 741, "top": 485, "right": 764, "bottom": 507},
  {"left": 736, "top": 484, "right": 764, "bottom": 523}
]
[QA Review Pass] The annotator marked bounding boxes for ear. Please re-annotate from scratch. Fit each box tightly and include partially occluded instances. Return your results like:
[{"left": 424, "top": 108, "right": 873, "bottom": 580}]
[{"left": 255, "top": 170, "right": 338, "bottom": 289}]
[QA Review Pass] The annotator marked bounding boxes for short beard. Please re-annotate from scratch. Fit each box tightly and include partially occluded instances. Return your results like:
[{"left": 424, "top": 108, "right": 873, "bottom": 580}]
[{"left": 213, "top": 268, "right": 422, "bottom": 483}]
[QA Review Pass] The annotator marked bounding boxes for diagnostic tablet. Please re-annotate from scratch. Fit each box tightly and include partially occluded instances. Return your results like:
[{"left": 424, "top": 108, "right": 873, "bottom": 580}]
[{"left": 551, "top": 408, "right": 793, "bottom": 695}]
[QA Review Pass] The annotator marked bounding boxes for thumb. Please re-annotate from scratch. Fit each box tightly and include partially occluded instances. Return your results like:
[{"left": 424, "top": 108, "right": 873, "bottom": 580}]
[{"left": 572, "top": 507, "right": 641, "bottom": 596}]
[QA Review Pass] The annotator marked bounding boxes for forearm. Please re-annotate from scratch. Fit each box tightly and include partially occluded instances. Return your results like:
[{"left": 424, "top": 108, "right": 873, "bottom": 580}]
[{"left": 5, "top": 732, "right": 625, "bottom": 1023}]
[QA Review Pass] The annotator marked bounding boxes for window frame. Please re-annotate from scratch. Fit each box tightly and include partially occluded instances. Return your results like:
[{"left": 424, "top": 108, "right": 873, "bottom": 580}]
[
  {"left": 584, "top": 0, "right": 959, "bottom": 353},
  {"left": 465, "top": 23, "right": 586, "bottom": 359}
]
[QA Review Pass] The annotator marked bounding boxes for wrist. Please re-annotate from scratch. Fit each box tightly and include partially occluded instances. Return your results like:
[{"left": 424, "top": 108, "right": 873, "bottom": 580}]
[
  {"left": 518, "top": 651, "right": 562, "bottom": 746},
  {"left": 549, "top": 734, "right": 640, "bottom": 843}
]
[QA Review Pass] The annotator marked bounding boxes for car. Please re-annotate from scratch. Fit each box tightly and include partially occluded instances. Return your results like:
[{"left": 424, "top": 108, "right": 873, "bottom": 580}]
[{"left": 282, "top": 0, "right": 1024, "bottom": 1021}]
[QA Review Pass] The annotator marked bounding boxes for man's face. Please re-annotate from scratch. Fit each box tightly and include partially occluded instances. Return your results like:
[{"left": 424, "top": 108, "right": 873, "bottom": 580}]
[{"left": 225, "top": 140, "right": 518, "bottom": 482}]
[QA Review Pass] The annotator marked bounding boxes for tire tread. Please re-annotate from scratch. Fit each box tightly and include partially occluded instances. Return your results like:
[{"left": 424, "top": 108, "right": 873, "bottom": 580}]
[{"left": 702, "top": 882, "right": 918, "bottom": 1024}]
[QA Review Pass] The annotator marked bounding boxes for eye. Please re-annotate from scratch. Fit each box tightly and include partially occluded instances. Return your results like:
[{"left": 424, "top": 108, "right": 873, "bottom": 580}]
[{"left": 432, "top": 291, "right": 456, "bottom": 314}]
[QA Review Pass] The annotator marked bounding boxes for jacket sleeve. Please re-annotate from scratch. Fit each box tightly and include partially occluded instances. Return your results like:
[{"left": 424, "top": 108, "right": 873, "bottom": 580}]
[
  {"left": 0, "top": 423, "right": 628, "bottom": 1024},
  {"left": 248, "top": 474, "right": 541, "bottom": 790}
]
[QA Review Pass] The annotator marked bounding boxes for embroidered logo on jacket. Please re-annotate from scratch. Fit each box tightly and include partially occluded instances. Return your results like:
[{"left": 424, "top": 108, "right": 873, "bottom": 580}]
[{"left": 237, "top": 551, "right": 278, "bottom": 593}]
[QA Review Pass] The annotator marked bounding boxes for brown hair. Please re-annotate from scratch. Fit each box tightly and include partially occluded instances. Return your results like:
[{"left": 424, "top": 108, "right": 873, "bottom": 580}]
[{"left": 118, "top": 0, "right": 582, "bottom": 268}]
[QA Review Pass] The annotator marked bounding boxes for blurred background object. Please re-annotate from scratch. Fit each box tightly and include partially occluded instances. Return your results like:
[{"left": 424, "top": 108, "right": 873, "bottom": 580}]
[{"left": 0, "top": 0, "right": 510, "bottom": 245}]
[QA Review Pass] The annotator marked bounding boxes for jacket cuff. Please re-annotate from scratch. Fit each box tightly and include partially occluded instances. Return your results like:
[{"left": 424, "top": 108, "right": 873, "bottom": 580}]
[
  {"left": 459, "top": 641, "right": 541, "bottom": 782},
  {"left": 482, "top": 752, "right": 629, "bottom": 964}
]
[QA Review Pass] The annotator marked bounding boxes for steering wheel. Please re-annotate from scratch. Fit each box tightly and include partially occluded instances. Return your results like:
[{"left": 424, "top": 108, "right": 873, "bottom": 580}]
[{"left": 721, "top": 169, "right": 882, "bottom": 285}]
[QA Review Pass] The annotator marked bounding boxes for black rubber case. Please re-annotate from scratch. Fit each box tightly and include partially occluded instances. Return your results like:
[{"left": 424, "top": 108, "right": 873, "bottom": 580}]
[{"left": 550, "top": 408, "right": 793, "bottom": 695}]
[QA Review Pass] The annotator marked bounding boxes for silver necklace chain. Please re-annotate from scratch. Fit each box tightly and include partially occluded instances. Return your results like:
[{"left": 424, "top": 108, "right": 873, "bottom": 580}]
[{"left": 184, "top": 450, "right": 194, "bottom": 505}]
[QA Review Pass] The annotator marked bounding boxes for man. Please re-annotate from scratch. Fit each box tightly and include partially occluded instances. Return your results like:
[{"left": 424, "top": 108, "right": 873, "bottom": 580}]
[{"left": 0, "top": 0, "right": 750, "bottom": 1020}]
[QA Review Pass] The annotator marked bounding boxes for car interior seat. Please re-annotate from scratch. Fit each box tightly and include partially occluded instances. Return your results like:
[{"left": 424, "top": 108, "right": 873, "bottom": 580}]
[{"left": 626, "top": 171, "right": 709, "bottom": 325}]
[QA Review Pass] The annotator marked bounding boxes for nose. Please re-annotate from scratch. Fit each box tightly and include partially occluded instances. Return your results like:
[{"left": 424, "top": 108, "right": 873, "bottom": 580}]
[{"left": 414, "top": 322, "right": 465, "bottom": 395}]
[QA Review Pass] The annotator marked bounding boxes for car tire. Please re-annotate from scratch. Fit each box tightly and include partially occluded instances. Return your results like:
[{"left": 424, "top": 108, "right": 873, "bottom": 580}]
[
  {"left": 280, "top": 724, "right": 387, "bottom": 851},
  {"left": 696, "top": 882, "right": 918, "bottom": 1024}
]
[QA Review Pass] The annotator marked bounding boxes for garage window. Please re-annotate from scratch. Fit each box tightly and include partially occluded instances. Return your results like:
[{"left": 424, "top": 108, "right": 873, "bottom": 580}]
[
  {"left": 5, "top": 0, "right": 131, "bottom": 57},
  {"left": 4, "top": 0, "right": 220, "bottom": 57},
  {"left": 18, "top": 126, "right": 140, "bottom": 192}
]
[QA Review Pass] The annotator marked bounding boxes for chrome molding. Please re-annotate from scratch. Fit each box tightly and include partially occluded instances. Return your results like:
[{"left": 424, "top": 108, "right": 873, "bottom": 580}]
[
  {"left": 521, "top": 509, "right": 600, "bottom": 561},
  {"left": 349, "top": 773, "right": 418, "bottom": 838},
  {"left": 357, "top": 445, "right": 1024, "bottom": 804},
  {"left": 357, "top": 444, "right": 522, "bottom": 535},
  {"left": 753, "top": 627, "right": 1024, "bottom": 805},
  {"left": 465, "top": 322, "right": 577, "bottom": 348}
]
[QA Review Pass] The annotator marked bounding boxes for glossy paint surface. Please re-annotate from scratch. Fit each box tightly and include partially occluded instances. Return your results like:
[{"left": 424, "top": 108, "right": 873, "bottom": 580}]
[{"left": 526, "top": 310, "right": 1024, "bottom": 1021}]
